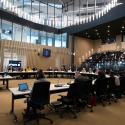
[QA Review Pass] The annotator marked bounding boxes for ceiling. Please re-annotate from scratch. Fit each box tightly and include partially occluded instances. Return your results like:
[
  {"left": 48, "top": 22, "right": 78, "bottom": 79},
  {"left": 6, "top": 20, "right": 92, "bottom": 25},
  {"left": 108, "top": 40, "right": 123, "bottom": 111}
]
[
  {"left": 65, "top": 0, "right": 125, "bottom": 41},
  {"left": 75, "top": 17, "right": 125, "bottom": 41},
  {"left": 36, "top": 0, "right": 111, "bottom": 5}
]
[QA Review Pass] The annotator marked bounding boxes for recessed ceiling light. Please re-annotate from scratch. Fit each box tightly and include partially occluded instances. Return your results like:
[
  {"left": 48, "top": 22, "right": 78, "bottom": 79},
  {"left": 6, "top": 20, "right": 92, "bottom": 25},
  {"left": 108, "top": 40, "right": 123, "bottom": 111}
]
[
  {"left": 122, "top": 26, "right": 125, "bottom": 29},
  {"left": 107, "top": 30, "right": 110, "bottom": 32},
  {"left": 107, "top": 25, "right": 110, "bottom": 28},
  {"left": 121, "top": 30, "right": 123, "bottom": 33},
  {"left": 95, "top": 29, "right": 98, "bottom": 32},
  {"left": 86, "top": 32, "right": 88, "bottom": 35}
]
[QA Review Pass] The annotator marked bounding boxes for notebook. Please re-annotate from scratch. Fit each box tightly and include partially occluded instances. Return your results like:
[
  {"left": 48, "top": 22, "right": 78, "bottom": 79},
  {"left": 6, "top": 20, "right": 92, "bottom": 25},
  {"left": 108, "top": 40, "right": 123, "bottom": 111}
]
[{"left": 18, "top": 83, "right": 29, "bottom": 91}]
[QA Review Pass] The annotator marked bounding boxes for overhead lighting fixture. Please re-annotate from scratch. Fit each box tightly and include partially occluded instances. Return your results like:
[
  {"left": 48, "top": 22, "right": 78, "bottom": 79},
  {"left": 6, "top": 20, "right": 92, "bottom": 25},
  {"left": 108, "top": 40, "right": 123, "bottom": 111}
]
[
  {"left": 95, "top": 29, "right": 98, "bottom": 32},
  {"left": 107, "top": 30, "right": 110, "bottom": 33},
  {"left": 97, "top": 33, "right": 99, "bottom": 35},
  {"left": 107, "top": 25, "right": 110, "bottom": 28},
  {"left": 122, "top": 26, "right": 125, "bottom": 29}
]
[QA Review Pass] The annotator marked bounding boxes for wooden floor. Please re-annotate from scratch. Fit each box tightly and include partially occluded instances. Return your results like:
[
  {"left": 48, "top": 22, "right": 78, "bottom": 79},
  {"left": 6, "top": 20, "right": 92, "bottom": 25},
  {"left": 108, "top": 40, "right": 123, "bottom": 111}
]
[{"left": 0, "top": 78, "right": 125, "bottom": 125}]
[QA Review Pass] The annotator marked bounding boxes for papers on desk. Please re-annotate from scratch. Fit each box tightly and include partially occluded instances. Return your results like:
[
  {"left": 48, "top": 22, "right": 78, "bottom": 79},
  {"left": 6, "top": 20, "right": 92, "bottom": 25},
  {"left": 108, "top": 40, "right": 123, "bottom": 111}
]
[
  {"left": 0, "top": 75, "right": 13, "bottom": 79},
  {"left": 4, "top": 75, "right": 12, "bottom": 78},
  {"left": 54, "top": 83, "right": 69, "bottom": 87}
]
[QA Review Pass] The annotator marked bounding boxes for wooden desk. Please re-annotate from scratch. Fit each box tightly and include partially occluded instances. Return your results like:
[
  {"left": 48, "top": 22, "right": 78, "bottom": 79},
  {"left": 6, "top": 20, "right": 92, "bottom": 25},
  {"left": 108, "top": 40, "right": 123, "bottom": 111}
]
[
  {"left": 0, "top": 71, "right": 98, "bottom": 79},
  {"left": 9, "top": 84, "right": 69, "bottom": 121},
  {"left": 0, "top": 76, "right": 14, "bottom": 89}
]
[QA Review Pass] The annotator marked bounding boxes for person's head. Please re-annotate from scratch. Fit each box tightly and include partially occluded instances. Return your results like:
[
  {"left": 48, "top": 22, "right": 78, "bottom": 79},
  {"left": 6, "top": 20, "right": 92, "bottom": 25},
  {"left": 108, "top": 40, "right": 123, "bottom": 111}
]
[
  {"left": 74, "top": 71, "right": 81, "bottom": 79},
  {"left": 36, "top": 69, "right": 45, "bottom": 79},
  {"left": 98, "top": 70, "right": 105, "bottom": 78}
]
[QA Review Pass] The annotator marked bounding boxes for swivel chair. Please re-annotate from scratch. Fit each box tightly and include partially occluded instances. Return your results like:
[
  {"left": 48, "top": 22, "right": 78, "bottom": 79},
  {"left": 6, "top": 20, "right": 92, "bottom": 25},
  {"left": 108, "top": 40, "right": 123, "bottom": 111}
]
[
  {"left": 57, "top": 83, "right": 81, "bottom": 118},
  {"left": 22, "top": 81, "right": 53, "bottom": 125},
  {"left": 95, "top": 77, "right": 109, "bottom": 106},
  {"left": 78, "top": 79, "right": 95, "bottom": 112}
]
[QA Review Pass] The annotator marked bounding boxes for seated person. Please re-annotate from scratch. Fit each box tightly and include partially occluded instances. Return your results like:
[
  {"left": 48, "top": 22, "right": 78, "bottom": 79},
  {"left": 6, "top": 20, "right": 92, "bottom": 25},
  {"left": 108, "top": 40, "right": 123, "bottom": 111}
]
[
  {"left": 26, "top": 66, "right": 32, "bottom": 72},
  {"left": 32, "top": 67, "right": 37, "bottom": 71},
  {"left": 29, "top": 69, "right": 50, "bottom": 97},
  {"left": 35, "top": 69, "right": 49, "bottom": 83},
  {"left": 74, "top": 71, "right": 90, "bottom": 83},
  {"left": 26, "top": 69, "right": 50, "bottom": 112}
]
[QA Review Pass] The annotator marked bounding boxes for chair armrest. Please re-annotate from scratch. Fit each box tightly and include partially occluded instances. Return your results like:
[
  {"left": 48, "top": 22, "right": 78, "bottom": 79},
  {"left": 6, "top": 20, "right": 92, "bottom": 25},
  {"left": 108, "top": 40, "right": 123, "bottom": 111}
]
[
  {"left": 58, "top": 95, "right": 66, "bottom": 98},
  {"left": 24, "top": 94, "right": 30, "bottom": 98},
  {"left": 24, "top": 95, "right": 30, "bottom": 103}
]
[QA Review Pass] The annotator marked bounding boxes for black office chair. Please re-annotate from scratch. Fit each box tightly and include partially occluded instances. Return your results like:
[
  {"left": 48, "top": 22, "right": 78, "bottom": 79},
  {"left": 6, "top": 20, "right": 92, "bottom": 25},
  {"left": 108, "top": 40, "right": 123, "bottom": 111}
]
[
  {"left": 56, "top": 83, "right": 81, "bottom": 118},
  {"left": 108, "top": 76, "right": 118, "bottom": 102},
  {"left": 78, "top": 79, "right": 95, "bottom": 112},
  {"left": 22, "top": 81, "right": 53, "bottom": 125},
  {"left": 95, "top": 77, "right": 109, "bottom": 106},
  {"left": 120, "top": 75, "right": 125, "bottom": 95}
]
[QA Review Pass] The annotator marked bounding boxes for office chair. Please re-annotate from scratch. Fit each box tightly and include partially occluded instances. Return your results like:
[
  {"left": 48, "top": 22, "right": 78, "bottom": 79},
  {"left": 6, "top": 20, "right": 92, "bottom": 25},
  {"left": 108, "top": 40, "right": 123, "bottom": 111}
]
[
  {"left": 22, "top": 81, "right": 53, "bottom": 125},
  {"left": 108, "top": 77, "right": 118, "bottom": 102},
  {"left": 78, "top": 79, "right": 95, "bottom": 112},
  {"left": 119, "top": 75, "right": 125, "bottom": 95},
  {"left": 95, "top": 77, "right": 109, "bottom": 106},
  {"left": 56, "top": 83, "right": 81, "bottom": 118}
]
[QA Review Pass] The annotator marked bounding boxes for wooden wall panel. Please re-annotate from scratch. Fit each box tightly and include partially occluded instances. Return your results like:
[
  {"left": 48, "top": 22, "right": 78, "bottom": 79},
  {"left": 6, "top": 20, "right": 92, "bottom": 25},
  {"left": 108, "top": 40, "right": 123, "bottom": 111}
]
[
  {"left": 0, "top": 40, "right": 70, "bottom": 71},
  {"left": 74, "top": 35, "right": 123, "bottom": 66}
]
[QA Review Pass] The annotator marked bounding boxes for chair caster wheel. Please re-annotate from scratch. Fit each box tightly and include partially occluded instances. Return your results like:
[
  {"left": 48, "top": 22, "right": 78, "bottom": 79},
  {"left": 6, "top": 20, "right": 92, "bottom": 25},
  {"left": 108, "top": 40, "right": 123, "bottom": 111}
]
[
  {"left": 50, "top": 121, "right": 53, "bottom": 124},
  {"left": 73, "top": 116, "right": 77, "bottom": 119},
  {"left": 90, "top": 109, "right": 93, "bottom": 112},
  {"left": 14, "top": 119, "right": 18, "bottom": 122}
]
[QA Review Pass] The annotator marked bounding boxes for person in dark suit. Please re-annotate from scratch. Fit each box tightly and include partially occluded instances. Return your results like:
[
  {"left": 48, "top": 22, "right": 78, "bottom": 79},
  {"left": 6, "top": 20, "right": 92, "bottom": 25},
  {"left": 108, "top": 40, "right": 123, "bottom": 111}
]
[
  {"left": 74, "top": 71, "right": 90, "bottom": 83},
  {"left": 34, "top": 69, "right": 50, "bottom": 84},
  {"left": 29, "top": 69, "right": 50, "bottom": 96}
]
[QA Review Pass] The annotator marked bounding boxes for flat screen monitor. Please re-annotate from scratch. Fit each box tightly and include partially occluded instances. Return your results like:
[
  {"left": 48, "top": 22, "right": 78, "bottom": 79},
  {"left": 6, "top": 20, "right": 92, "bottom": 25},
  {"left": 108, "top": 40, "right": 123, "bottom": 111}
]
[
  {"left": 42, "top": 48, "right": 51, "bottom": 57},
  {"left": 9, "top": 60, "right": 21, "bottom": 67}
]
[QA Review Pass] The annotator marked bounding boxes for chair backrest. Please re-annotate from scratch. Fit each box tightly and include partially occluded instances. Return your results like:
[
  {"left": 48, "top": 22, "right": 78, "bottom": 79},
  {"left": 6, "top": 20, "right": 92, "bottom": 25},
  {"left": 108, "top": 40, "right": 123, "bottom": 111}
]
[
  {"left": 78, "top": 79, "right": 92, "bottom": 96},
  {"left": 30, "top": 79, "right": 50, "bottom": 106},
  {"left": 108, "top": 76, "right": 116, "bottom": 90},
  {"left": 67, "top": 83, "right": 81, "bottom": 99},
  {"left": 120, "top": 75, "right": 125, "bottom": 93},
  {"left": 95, "top": 77, "right": 108, "bottom": 95}
]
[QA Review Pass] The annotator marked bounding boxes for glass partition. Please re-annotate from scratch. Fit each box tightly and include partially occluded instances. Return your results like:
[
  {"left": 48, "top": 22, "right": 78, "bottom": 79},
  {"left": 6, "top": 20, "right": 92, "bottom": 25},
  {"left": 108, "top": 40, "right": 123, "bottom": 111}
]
[
  {"left": 1, "top": 20, "right": 12, "bottom": 40},
  {"left": 0, "top": 0, "right": 119, "bottom": 28},
  {"left": 30, "top": 29, "right": 38, "bottom": 44},
  {"left": 13, "top": 23, "right": 22, "bottom": 42},
  {"left": 0, "top": 18, "right": 68, "bottom": 48}
]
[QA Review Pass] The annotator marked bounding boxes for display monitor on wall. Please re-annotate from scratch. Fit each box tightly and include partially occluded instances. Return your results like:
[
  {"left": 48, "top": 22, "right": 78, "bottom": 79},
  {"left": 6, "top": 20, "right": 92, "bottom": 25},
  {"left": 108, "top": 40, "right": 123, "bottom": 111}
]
[
  {"left": 9, "top": 60, "right": 21, "bottom": 67},
  {"left": 42, "top": 48, "right": 51, "bottom": 57}
]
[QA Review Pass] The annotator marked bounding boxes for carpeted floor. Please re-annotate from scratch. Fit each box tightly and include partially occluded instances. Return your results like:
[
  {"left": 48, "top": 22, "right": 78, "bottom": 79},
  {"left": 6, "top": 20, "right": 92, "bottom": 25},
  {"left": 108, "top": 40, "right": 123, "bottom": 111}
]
[{"left": 0, "top": 78, "right": 125, "bottom": 125}]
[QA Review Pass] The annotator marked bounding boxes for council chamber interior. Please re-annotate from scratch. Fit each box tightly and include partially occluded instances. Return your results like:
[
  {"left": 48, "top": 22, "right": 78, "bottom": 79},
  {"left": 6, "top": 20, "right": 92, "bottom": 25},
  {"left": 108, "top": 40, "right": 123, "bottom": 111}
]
[{"left": 0, "top": 0, "right": 125, "bottom": 125}]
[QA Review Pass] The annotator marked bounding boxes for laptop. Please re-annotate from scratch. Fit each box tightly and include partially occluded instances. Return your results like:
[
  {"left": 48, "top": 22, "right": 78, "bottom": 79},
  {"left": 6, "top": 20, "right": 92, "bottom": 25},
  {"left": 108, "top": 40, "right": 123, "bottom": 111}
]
[{"left": 18, "top": 83, "right": 29, "bottom": 91}]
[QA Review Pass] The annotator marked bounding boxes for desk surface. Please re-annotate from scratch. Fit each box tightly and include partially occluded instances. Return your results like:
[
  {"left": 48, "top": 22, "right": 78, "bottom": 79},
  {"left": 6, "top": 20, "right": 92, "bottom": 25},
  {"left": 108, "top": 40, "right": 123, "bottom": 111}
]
[
  {"left": 0, "top": 75, "right": 13, "bottom": 80},
  {"left": 9, "top": 84, "right": 70, "bottom": 96}
]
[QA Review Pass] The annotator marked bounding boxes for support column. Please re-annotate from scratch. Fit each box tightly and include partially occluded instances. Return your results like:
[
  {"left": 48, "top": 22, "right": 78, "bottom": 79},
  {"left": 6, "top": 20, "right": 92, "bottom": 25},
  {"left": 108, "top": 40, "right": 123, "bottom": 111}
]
[{"left": 71, "top": 35, "right": 75, "bottom": 66}]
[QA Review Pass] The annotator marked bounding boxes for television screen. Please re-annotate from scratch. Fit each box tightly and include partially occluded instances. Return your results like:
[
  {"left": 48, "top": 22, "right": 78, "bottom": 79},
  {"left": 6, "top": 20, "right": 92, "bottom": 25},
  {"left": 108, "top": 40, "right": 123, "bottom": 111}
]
[
  {"left": 9, "top": 60, "right": 21, "bottom": 67},
  {"left": 42, "top": 48, "right": 51, "bottom": 57}
]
